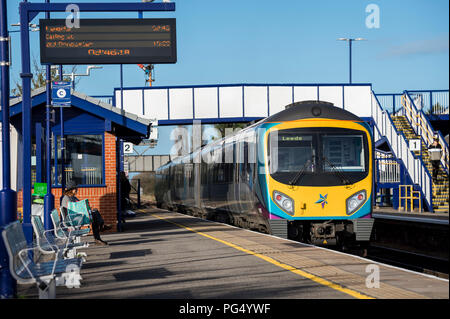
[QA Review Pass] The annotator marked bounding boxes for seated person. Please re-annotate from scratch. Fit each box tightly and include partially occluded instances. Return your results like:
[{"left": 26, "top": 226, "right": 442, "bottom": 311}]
[{"left": 60, "top": 181, "right": 111, "bottom": 246}]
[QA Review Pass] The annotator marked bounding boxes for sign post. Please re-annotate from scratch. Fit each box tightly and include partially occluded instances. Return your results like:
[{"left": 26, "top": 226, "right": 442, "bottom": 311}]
[{"left": 52, "top": 81, "right": 72, "bottom": 107}]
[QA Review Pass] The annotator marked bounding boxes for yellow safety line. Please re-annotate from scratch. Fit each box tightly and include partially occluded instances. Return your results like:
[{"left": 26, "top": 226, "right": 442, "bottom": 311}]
[{"left": 152, "top": 213, "right": 375, "bottom": 300}]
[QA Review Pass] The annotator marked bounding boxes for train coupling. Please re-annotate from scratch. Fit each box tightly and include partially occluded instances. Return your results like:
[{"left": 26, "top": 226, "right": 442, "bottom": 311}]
[{"left": 311, "top": 222, "right": 336, "bottom": 245}]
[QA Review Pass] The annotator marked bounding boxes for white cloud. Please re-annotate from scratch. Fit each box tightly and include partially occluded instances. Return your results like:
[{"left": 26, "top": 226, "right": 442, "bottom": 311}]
[{"left": 380, "top": 34, "right": 449, "bottom": 58}]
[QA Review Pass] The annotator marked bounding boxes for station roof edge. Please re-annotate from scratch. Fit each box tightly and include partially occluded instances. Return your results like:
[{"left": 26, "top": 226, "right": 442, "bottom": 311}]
[{"left": 4, "top": 88, "right": 151, "bottom": 136}]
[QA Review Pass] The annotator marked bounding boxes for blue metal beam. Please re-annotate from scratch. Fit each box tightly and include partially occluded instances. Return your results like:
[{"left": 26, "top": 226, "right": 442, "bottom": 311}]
[
  {"left": 44, "top": 0, "right": 54, "bottom": 232},
  {"left": 21, "top": 2, "right": 175, "bottom": 16}
]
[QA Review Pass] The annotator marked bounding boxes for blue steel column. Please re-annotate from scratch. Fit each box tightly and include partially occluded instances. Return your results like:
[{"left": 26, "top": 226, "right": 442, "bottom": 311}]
[
  {"left": 0, "top": 0, "right": 17, "bottom": 299},
  {"left": 117, "top": 138, "right": 124, "bottom": 232},
  {"left": 44, "top": 0, "right": 54, "bottom": 230},
  {"left": 59, "top": 65, "right": 65, "bottom": 194},
  {"left": 20, "top": 1, "right": 33, "bottom": 243}
]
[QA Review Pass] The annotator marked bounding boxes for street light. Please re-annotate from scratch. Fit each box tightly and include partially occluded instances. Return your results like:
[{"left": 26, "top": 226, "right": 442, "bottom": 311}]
[{"left": 337, "top": 38, "right": 366, "bottom": 84}]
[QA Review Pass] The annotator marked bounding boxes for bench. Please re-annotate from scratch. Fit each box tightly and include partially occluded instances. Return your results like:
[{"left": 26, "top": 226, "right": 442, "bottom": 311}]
[
  {"left": 31, "top": 215, "right": 87, "bottom": 260},
  {"left": 51, "top": 209, "right": 90, "bottom": 244},
  {"left": 60, "top": 206, "right": 91, "bottom": 230},
  {"left": 1, "top": 221, "right": 83, "bottom": 299}
]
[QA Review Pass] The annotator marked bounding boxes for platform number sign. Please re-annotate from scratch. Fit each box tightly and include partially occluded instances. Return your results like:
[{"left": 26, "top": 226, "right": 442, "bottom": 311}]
[
  {"left": 409, "top": 139, "right": 421, "bottom": 152},
  {"left": 123, "top": 142, "right": 134, "bottom": 154}
]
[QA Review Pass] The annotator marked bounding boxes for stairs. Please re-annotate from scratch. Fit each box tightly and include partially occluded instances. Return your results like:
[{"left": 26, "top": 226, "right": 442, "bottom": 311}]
[{"left": 391, "top": 116, "right": 449, "bottom": 213}]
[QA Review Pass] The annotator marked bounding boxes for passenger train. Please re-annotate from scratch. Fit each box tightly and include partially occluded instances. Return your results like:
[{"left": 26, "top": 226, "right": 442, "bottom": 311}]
[{"left": 155, "top": 101, "right": 374, "bottom": 247}]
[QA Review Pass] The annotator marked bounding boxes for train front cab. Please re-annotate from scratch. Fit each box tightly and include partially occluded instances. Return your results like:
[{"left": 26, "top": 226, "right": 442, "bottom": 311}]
[{"left": 261, "top": 119, "right": 374, "bottom": 247}]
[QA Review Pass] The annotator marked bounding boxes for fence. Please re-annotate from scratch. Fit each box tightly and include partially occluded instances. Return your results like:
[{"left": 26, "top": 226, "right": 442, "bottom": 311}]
[
  {"left": 376, "top": 157, "right": 401, "bottom": 184},
  {"left": 406, "top": 90, "right": 449, "bottom": 115},
  {"left": 375, "top": 93, "right": 403, "bottom": 115}
]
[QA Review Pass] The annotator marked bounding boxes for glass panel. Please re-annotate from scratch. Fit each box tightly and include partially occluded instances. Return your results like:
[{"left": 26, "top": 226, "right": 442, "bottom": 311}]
[
  {"left": 54, "top": 134, "right": 103, "bottom": 186},
  {"left": 275, "top": 134, "right": 314, "bottom": 174},
  {"left": 322, "top": 135, "right": 365, "bottom": 172}
]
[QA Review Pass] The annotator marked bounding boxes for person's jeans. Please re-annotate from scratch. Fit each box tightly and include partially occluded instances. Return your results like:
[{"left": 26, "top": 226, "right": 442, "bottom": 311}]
[
  {"left": 432, "top": 160, "right": 440, "bottom": 180},
  {"left": 91, "top": 209, "right": 104, "bottom": 241}
]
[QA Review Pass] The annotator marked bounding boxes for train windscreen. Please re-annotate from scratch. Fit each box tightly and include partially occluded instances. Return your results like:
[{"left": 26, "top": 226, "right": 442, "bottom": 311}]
[{"left": 268, "top": 127, "right": 369, "bottom": 186}]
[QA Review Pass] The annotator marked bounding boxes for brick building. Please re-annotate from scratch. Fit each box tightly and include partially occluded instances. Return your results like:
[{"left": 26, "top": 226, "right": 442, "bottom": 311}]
[{"left": 4, "top": 87, "right": 151, "bottom": 232}]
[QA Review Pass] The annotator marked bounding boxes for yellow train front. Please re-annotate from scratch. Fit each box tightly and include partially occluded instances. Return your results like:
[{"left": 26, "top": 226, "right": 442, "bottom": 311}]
[
  {"left": 261, "top": 101, "right": 374, "bottom": 247},
  {"left": 155, "top": 101, "right": 374, "bottom": 247}
]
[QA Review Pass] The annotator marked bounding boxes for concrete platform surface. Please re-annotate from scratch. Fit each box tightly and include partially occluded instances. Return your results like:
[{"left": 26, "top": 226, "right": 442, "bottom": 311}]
[{"left": 18, "top": 208, "right": 449, "bottom": 299}]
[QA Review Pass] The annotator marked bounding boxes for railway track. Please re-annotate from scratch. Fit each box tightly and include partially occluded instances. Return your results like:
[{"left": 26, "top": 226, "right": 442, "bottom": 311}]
[{"left": 365, "top": 244, "right": 449, "bottom": 279}]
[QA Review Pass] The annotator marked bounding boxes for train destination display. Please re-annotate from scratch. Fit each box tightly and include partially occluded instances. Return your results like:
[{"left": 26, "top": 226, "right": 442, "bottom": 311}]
[{"left": 40, "top": 18, "right": 176, "bottom": 64}]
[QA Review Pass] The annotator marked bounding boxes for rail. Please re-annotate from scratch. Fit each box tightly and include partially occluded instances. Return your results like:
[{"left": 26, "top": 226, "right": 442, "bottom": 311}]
[
  {"left": 376, "top": 157, "right": 401, "bottom": 184},
  {"left": 375, "top": 93, "right": 403, "bottom": 115},
  {"left": 398, "top": 185, "right": 422, "bottom": 212},
  {"left": 129, "top": 178, "right": 141, "bottom": 208},
  {"left": 371, "top": 91, "right": 433, "bottom": 211},
  {"left": 406, "top": 90, "right": 449, "bottom": 116},
  {"left": 402, "top": 92, "right": 449, "bottom": 175}
]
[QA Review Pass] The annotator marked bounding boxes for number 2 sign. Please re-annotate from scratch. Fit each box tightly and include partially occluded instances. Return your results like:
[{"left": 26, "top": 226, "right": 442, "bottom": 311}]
[{"left": 123, "top": 142, "right": 134, "bottom": 154}]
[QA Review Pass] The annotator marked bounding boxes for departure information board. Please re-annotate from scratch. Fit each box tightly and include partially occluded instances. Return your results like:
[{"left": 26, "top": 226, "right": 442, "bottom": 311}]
[{"left": 40, "top": 18, "right": 176, "bottom": 64}]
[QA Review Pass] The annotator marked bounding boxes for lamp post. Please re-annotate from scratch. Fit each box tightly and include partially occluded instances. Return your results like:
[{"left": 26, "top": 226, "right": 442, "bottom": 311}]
[{"left": 337, "top": 38, "right": 366, "bottom": 84}]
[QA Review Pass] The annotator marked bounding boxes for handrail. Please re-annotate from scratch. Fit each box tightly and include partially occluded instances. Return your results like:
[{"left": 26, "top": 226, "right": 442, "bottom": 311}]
[
  {"left": 402, "top": 91, "right": 449, "bottom": 175},
  {"left": 406, "top": 90, "right": 449, "bottom": 115},
  {"left": 372, "top": 91, "right": 433, "bottom": 211}
]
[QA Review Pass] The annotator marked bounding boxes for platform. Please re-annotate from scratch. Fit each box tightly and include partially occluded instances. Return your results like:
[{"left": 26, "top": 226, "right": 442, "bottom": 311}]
[
  {"left": 373, "top": 207, "right": 449, "bottom": 225},
  {"left": 18, "top": 208, "right": 449, "bottom": 299}
]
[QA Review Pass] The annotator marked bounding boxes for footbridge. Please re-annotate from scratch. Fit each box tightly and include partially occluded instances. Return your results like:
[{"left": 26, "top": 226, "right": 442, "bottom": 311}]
[{"left": 113, "top": 83, "right": 448, "bottom": 213}]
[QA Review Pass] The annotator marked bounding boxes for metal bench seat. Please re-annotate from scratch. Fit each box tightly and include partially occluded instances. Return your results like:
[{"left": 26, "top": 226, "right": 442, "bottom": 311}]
[
  {"left": 2, "top": 221, "right": 84, "bottom": 298},
  {"left": 59, "top": 207, "right": 91, "bottom": 230},
  {"left": 32, "top": 215, "right": 86, "bottom": 258},
  {"left": 16, "top": 257, "right": 83, "bottom": 281},
  {"left": 51, "top": 209, "right": 90, "bottom": 241}
]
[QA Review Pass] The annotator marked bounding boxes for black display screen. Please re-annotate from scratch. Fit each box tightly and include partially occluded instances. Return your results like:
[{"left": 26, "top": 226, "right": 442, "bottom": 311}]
[{"left": 40, "top": 18, "right": 177, "bottom": 64}]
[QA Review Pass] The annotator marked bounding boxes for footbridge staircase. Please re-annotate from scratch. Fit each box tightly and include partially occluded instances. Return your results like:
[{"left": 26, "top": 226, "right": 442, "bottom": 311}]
[{"left": 372, "top": 90, "right": 449, "bottom": 213}]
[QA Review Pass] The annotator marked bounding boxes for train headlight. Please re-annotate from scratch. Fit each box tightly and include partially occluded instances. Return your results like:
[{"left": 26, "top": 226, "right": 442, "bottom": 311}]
[
  {"left": 273, "top": 191, "right": 294, "bottom": 215},
  {"left": 346, "top": 190, "right": 367, "bottom": 215}
]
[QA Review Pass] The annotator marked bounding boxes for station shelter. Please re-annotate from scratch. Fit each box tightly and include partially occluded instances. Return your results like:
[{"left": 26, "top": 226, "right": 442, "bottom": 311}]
[{"left": 4, "top": 87, "right": 152, "bottom": 231}]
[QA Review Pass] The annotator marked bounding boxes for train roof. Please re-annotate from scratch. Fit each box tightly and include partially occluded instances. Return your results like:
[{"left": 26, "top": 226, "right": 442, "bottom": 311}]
[{"left": 263, "top": 100, "right": 362, "bottom": 123}]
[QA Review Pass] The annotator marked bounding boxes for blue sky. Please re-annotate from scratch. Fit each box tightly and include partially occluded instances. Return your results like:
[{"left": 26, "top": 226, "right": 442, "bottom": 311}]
[{"left": 5, "top": 0, "right": 449, "bottom": 98}]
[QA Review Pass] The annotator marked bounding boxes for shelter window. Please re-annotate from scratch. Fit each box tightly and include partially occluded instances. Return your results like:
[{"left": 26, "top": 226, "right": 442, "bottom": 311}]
[{"left": 53, "top": 134, "right": 104, "bottom": 186}]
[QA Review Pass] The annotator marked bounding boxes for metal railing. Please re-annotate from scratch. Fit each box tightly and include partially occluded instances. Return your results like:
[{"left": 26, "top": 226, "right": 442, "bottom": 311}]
[
  {"left": 406, "top": 90, "right": 449, "bottom": 116},
  {"left": 398, "top": 185, "right": 422, "bottom": 212},
  {"left": 129, "top": 178, "right": 141, "bottom": 208},
  {"left": 375, "top": 93, "right": 404, "bottom": 115},
  {"left": 402, "top": 92, "right": 449, "bottom": 174},
  {"left": 376, "top": 157, "right": 401, "bottom": 184},
  {"left": 372, "top": 91, "right": 433, "bottom": 211}
]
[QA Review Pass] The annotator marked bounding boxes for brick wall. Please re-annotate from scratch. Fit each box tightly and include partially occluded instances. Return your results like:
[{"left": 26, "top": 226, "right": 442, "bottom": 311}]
[{"left": 17, "top": 132, "right": 118, "bottom": 232}]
